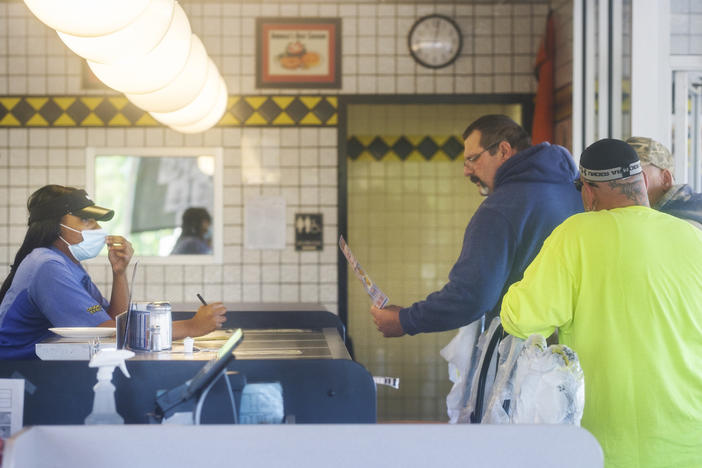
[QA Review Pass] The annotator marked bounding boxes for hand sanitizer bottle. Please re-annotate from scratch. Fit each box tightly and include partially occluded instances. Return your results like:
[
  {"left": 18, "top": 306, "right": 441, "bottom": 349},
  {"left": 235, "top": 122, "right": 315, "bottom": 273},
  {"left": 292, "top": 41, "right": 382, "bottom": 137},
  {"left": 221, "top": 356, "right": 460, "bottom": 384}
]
[{"left": 84, "top": 348, "right": 135, "bottom": 425}]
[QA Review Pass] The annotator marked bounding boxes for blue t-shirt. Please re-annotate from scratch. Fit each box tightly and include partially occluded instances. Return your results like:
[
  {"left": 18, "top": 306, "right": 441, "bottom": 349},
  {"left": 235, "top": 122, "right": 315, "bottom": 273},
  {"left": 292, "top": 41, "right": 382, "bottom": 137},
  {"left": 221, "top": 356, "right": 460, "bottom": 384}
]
[{"left": 0, "top": 247, "right": 110, "bottom": 359}]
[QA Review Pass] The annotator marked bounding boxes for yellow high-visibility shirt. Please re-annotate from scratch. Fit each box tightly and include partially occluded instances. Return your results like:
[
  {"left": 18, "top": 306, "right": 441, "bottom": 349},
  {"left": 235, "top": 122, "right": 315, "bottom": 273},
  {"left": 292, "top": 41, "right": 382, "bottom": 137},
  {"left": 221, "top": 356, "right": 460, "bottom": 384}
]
[{"left": 501, "top": 206, "right": 702, "bottom": 468}]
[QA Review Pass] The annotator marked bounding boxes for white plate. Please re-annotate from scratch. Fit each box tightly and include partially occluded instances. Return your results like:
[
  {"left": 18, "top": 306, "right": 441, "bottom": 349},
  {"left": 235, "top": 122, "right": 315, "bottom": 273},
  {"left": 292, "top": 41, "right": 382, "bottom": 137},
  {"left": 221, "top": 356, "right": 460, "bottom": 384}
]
[{"left": 49, "top": 327, "right": 116, "bottom": 338}]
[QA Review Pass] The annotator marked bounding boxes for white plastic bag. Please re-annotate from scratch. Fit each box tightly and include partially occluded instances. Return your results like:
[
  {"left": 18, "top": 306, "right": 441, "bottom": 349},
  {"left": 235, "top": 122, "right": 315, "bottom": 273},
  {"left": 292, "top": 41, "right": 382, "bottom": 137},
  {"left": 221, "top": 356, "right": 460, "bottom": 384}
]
[
  {"left": 482, "top": 333, "right": 585, "bottom": 425},
  {"left": 510, "top": 336, "right": 585, "bottom": 424},
  {"left": 481, "top": 334, "right": 524, "bottom": 424},
  {"left": 440, "top": 320, "right": 480, "bottom": 423},
  {"left": 457, "top": 317, "right": 503, "bottom": 423}
]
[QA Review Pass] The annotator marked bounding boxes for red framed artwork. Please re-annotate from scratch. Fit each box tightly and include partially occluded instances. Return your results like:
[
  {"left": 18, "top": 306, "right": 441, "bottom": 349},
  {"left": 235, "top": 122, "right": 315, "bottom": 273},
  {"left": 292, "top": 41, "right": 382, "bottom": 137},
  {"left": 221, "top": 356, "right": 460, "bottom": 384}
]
[{"left": 256, "top": 17, "right": 341, "bottom": 89}]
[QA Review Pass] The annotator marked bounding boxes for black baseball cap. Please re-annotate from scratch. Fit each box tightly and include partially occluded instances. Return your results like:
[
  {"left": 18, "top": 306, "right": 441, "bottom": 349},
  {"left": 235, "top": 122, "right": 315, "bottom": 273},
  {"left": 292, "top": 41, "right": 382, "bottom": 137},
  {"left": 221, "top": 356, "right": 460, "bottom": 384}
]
[
  {"left": 579, "top": 138, "right": 642, "bottom": 182},
  {"left": 28, "top": 189, "right": 114, "bottom": 223}
]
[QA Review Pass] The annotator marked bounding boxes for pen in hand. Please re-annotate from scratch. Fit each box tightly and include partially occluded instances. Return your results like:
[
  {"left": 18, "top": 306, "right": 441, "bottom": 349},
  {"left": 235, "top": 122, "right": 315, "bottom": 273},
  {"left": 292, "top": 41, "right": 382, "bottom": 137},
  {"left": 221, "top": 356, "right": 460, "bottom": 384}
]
[
  {"left": 196, "top": 293, "right": 208, "bottom": 306},
  {"left": 196, "top": 293, "right": 227, "bottom": 330}
]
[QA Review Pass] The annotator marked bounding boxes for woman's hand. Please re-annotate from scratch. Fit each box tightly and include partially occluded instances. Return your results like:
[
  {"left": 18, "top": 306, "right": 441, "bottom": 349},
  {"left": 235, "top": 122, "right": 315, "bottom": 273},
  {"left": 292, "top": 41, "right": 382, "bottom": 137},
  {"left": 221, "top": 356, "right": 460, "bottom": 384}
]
[
  {"left": 107, "top": 236, "right": 133, "bottom": 276},
  {"left": 174, "top": 302, "right": 227, "bottom": 339}
]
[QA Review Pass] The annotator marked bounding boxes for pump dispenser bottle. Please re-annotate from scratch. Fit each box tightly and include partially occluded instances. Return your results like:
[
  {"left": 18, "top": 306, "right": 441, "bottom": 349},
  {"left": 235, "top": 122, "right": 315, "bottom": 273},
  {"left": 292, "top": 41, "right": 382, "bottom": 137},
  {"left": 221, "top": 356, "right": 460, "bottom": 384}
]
[{"left": 84, "top": 348, "right": 135, "bottom": 425}]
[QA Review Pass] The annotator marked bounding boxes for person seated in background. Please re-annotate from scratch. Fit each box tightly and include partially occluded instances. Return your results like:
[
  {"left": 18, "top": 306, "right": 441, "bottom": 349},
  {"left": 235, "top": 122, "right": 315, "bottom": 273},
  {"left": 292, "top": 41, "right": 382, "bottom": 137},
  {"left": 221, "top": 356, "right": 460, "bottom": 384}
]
[
  {"left": 170, "top": 207, "right": 212, "bottom": 255},
  {"left": 626, "top": 136, "right": 702, "bottom": 229},
  {"left": 500, "top": 139, "right": 702, "bottom": 468},
  {"left": 0, "top": 185, "right": 226, "bottom": 360}
]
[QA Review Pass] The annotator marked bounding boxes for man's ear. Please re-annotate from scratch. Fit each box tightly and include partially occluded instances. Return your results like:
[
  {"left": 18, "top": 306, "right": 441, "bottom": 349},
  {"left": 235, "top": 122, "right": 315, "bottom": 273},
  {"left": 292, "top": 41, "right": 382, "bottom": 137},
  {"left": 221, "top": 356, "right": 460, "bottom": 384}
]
[
  {"left": 498, "top": 140, "right": 513, "bottom": 161},
  {"left": 641, "top": 169, "right": 649, "bottom": 190},
  {"left": 661, "top": 169, "right": 674, "bottom": 190},
  {"left": 581, "top": 180, "right": 595, "bottom": 211}
]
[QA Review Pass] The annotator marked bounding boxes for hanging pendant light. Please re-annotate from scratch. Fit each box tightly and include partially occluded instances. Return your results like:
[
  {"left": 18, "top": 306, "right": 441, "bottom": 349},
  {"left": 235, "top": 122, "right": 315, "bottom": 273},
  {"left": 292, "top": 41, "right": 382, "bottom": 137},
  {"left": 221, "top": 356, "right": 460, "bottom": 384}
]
[
  {"left": 23, "top": 0, "right": 150, "bottom": 36},
  {"left": 149, "top": 59, "right": 222, "bottom": 127},
  {"left": 23, "top": 0, "right": 226, "bottom": 134},
  {"left": 57, "top": 0, "right": 175, "bottom": 64},
  {"left": 170, "top": 76, "right": 228, "bottom": 133},
  {"left": 87, "top": 2, "right": 191, "bottom": 94},
  {"left": 126, "top": 34, "right": 209, "bottom": 113}
]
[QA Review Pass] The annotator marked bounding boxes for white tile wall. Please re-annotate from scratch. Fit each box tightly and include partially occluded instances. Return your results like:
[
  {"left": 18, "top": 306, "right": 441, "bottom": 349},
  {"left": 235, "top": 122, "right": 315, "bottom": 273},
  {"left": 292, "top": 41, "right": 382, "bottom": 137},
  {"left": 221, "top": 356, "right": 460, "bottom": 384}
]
[{"left": 671, "top": 0, "right": 702, "bottom": 55}]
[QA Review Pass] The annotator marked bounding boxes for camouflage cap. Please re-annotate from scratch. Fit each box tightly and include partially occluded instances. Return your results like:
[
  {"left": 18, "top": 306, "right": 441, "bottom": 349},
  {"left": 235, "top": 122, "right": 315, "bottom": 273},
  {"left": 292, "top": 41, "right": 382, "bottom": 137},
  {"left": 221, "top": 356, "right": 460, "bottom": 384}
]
[{"left": 625, "top": 136, "right": 674, "bottom": 174}]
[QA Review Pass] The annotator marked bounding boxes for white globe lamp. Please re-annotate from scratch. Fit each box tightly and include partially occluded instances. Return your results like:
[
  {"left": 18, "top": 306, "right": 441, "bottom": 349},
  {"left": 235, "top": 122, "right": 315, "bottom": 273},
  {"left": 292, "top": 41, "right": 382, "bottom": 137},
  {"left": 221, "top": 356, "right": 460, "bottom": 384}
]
[
  {"left": 126, "top": 34, "right": 209, "bottom": 113},
  {"left": 87, "top": 3, "right": 191, "bottom": 94},
  {"left": 149, "top": 59, "right": 222, "bottom": 126},
  {"left": 170, "top": 76, "right": 228, "bottom": 134},
  {"left": 57, "top": 0, "right": 175, "bottom": 64},
  {"left": 23, "top": 0, "right": 150, "bottom": 36}
]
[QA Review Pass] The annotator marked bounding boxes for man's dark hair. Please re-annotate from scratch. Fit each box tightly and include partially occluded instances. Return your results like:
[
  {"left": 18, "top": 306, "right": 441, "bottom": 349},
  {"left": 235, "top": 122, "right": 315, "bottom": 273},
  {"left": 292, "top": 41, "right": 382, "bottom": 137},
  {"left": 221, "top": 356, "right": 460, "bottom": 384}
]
[
  {"left": 462, "top": 115, "right": 531, "bottom": 153},
  {"left": 181, "top": 207, "right": 211, "bottom": 237},
  {"left": 0, "top": 185, "right": 75, "bottom": 303}
]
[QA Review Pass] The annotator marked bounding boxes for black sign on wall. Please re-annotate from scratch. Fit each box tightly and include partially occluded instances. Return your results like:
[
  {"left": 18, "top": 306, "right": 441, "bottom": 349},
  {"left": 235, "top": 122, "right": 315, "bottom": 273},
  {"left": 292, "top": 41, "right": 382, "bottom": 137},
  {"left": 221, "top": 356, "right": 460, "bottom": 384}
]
[{"left": 295, "top": 213, "right": 323, "bottom": 251}]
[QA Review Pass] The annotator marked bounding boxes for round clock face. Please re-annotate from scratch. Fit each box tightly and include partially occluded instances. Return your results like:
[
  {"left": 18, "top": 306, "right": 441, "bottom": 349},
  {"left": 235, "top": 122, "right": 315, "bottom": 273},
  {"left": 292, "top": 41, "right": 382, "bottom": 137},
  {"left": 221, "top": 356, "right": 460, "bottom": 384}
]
[{"left": 408, "top": 14, "right": 463, "bottom": 69}]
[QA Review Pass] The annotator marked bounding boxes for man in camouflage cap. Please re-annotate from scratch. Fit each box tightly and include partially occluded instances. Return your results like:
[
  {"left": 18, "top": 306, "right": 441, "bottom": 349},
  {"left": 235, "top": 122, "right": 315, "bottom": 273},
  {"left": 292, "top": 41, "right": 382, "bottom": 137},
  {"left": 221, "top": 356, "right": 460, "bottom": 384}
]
[{"left": 626, "top": 136, "right": 702, "bottom": 229}]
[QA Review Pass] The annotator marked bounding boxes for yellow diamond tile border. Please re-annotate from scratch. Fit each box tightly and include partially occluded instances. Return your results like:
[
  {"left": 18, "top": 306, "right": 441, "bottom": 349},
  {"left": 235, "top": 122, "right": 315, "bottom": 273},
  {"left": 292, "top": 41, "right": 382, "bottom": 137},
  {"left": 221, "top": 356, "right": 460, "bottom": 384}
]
[{"left": 0, "top": 95, "right": 339, "bottom": 128}]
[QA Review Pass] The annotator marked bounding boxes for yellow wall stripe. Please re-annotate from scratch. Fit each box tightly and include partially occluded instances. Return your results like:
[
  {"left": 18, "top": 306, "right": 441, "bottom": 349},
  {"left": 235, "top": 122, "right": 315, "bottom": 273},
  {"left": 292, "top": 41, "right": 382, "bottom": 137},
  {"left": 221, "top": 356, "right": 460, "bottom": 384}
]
[
  {"left": 53, "top": 114, "right": 76, "bottom": 126},
  {"left": 26, "top": 114, "right": 49, "bottom": 126},
  {"left": 0, "top": 114, "right": 20, "bottom": 126},
  {"left": 0, "top": 95, "right": 338, "bottom": 128},
  {"left": 26, "top": 97, "right": 48, "bottom": 110},
  {"left": 0, "top": 98, "right": 21, "bottom": 110}
]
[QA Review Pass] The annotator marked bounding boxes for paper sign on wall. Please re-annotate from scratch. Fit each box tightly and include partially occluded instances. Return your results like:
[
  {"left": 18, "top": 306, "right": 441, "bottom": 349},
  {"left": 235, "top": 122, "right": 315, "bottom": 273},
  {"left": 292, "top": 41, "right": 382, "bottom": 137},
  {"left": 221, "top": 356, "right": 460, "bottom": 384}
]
[{"left": 245, "top": 196, "right": 286, "bottom": 250}]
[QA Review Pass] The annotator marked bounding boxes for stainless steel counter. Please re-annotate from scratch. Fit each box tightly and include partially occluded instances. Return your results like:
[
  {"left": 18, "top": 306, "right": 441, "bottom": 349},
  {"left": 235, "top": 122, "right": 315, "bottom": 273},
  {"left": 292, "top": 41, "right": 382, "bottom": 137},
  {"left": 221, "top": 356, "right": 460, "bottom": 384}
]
[{"left": 36, "top": 327, "right": 350, "bottom": 361}]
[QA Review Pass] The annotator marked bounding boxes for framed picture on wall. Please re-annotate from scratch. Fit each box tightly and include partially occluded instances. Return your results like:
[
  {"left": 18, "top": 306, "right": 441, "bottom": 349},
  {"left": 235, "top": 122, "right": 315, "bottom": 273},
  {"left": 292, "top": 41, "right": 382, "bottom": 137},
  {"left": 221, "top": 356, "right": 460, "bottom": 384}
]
[{"left": 256, "top": 17, "right": 341, "bottom": 89}]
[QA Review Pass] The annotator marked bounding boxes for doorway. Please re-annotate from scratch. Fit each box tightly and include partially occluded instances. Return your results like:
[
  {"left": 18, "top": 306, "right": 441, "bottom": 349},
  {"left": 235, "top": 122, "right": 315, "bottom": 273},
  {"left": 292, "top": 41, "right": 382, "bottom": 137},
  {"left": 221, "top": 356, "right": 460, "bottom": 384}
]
[{"left": 343, "top": 100, "right": 526, "bottom": 421}]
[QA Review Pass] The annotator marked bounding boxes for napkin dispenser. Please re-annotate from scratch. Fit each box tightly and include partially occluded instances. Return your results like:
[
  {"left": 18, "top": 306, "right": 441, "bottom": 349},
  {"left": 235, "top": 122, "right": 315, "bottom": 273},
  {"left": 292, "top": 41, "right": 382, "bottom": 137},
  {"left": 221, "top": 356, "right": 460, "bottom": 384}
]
[{"left": 119, "top": 301, "right": 172, "bottom": 352}]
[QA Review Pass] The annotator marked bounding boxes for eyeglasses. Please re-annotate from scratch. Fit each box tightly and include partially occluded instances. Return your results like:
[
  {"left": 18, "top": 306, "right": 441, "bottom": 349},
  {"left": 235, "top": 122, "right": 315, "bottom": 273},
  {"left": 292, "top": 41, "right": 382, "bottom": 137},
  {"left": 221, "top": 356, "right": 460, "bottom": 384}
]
[
  {"left": 573, "top": 179, "right": 598, "bottom": 192},
  {"left": 464, "top": 141, "right": 499, "bottom": 165}
]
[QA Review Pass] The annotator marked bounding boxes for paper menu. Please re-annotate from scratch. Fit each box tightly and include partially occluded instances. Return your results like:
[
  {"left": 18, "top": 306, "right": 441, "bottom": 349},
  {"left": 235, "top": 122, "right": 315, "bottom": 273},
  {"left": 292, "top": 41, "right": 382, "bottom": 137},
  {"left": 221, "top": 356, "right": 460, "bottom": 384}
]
[{"left": 338, "top": 236, "right": 389, "bottom": 308}]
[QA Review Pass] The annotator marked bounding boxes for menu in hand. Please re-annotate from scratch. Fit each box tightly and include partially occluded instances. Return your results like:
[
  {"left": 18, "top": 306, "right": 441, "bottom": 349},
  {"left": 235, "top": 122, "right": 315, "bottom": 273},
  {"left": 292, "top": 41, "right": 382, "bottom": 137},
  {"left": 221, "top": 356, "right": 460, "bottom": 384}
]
[{"left": 338, "top": 235, "right": 389, "bottom": 308}]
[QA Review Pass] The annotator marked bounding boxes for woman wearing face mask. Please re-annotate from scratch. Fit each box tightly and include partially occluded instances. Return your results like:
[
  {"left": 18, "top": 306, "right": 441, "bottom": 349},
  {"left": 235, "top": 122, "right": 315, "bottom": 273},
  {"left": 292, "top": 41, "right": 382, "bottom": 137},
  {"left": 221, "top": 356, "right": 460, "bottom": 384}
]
[
  {"left": 170, "top": 207, "right": 212, "bottom": 255},
  {"left": 0, "top": 185, "right": 226, "bottom": 359}
]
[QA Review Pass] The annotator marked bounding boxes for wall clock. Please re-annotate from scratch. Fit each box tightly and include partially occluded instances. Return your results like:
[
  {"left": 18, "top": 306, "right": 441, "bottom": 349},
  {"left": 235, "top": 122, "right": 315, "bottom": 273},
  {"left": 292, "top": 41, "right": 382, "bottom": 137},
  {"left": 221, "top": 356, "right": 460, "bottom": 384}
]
[{"left": 408, "top": 14, "right": 463, "bottom": 69}]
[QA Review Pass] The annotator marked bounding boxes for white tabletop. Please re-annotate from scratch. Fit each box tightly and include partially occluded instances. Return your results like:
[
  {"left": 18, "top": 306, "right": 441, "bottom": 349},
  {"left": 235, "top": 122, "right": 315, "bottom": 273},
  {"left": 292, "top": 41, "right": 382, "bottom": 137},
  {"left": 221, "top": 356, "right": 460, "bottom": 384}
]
[{"left": 3, "top": 424, "right": 603, "bottom": 468}]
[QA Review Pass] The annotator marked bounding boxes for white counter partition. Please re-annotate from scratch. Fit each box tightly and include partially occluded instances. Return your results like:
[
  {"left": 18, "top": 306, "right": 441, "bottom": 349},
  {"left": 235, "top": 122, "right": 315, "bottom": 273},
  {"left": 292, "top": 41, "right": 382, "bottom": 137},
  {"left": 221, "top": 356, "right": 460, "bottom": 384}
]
[{"left": 3, "top": 424, "right": 603, "bottom": 468}]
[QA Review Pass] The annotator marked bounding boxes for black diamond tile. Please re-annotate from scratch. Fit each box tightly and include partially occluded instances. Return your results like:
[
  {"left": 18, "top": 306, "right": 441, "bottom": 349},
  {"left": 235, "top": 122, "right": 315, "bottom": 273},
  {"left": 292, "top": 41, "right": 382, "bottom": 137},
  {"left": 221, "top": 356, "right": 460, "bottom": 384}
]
[
  {"left": 94, "top": 99, "right": 118, "bottom": 124},
  {"left": 392, "top": 136, "right": 413, "bottom": 160},
  {"left": 368, "top": 137, "right": 390, "bottom": 161},
  {"left": 442, "top": 136, "right": 464, "bottom": 160},
  {"left": 66, "top": 99, "right": 90, "bottom": 124},
  {"left": 120, "top": 101, "right": 144, "bottom": 124},
  {"left": 312, "top": 99, "right": 335, "bottom": 123},
  {"left": 257, "top": 98, "right": 282, "bottom": 123},
  {"left": 0, "top": 101, "right": 8, "bottom": 122},
  {"left": 347, "top": 137, "right": 364, "bottom": 160},
  {"left": 38, "top": 99, "right": 63, "bottom": 124},
  {"left": 12, "top": 99, "right": 35, "bottom": 125},
  {"left": 284, "top": 98, "right": 309, "bottom": 123},
  {"left": 232, "top": 98, "right": 254, "bottom": 123},
  {"left": 417, "top": 136, "right": 439, "bottom": 160}
]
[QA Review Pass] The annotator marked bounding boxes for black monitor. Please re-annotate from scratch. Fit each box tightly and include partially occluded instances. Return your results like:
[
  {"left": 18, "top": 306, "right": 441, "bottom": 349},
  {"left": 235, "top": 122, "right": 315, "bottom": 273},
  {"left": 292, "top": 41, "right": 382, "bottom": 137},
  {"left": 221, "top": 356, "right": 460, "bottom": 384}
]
[{"left": 153, "top": 329, "right": 244, "bottom": 422}]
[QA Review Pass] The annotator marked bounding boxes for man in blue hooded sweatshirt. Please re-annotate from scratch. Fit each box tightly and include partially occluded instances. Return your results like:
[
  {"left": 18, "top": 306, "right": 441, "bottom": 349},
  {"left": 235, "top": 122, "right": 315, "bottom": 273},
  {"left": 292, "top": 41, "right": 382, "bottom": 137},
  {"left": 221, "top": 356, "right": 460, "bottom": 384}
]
[{"left": 370, "top": 114, "right": 583, "bottom": 337}]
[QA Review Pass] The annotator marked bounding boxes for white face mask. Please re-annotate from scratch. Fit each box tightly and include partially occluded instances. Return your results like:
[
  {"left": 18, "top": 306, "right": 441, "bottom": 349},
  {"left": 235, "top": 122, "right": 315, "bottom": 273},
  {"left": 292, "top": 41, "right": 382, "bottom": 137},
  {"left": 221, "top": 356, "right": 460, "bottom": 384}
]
[{"left": 60, "top": 224, "right": 107, "bottom": 261}]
